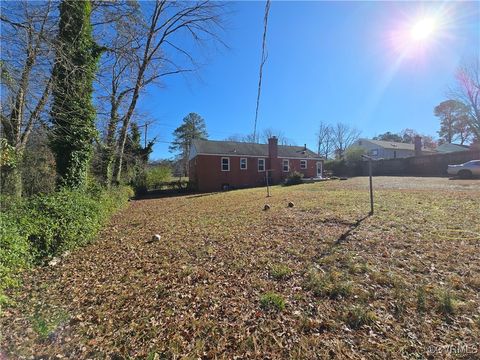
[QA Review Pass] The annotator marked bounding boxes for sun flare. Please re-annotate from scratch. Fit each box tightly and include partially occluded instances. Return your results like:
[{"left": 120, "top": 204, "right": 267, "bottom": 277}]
[{"left": 410, "top": 17, "right": 437, "bottom": 41}]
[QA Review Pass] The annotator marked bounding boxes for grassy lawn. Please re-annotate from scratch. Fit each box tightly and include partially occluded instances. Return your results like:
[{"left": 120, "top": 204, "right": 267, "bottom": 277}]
[{"left": 1, "top": 177, "right": 479, "bottom": 359}]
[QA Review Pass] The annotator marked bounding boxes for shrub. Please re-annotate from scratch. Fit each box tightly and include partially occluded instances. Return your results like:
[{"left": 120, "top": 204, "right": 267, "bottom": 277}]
[
  {"left": 344, "top": 146, "right": 365, "bottom": 166},
  {"left": 0, "top": 185, "right": 132, "bottom": 304},
  {"left": 260, "top": 292, "right": 286, "bottom": 311},
  {"left": 146, "top": 165, "right": 172, "bottom": 190},
  {"left": 131, "top": 171, "right": 148, "bottom": 196},
  {"left": 0, "top": 212, "right": 32, "bottom": 291},
  {"left": 284, "top": 171, "right": 304, "bottom": 186}
]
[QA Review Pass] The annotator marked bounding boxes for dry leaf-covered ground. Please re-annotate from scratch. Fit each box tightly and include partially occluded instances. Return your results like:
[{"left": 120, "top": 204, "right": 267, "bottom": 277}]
[{"left": 1, "top": 177, "right": 479, "bottom": 359}]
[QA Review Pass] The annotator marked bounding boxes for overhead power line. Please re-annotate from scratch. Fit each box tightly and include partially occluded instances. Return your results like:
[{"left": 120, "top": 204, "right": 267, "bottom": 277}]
[{"left": 253, "top": 0, "right": 271, "bottom": 143}]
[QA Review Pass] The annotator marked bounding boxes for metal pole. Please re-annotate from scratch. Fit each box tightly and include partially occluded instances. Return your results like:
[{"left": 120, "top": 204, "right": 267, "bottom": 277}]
[
  {"left": 368, "top": 159, "right": 373, "bottom": 215},
  {"left": 266, "top": 170, "right": 270, "bottom": 197}
]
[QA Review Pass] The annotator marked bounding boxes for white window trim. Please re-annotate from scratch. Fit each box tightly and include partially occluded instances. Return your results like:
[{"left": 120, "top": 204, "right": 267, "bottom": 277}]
[
  {"left": 283, "top": 159, "right": 290, "bottom": 172},
  {"left": 300, "top": 160, "right": 307, "bottom": 169},
  {"left": 221, "top": 157, "right": 230, "bottom": 171},
  {"left": 240, "top": 158, "right": 247, "bottom": 170},
  {"left": 371, "top": 149, "right": 378, "bottom": 156},
  {"left": 258, "top": 158, "right": 265, "bottom": 172}
]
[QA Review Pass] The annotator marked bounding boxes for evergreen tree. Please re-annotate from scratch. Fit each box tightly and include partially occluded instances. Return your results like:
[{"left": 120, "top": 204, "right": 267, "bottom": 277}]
[
  {"left": 50, "top": 0, "right": 102, "bottom": 188},
  {"left": 169, "top": 113, "right": 208, "bottom": 176},
  {"left": 373, "top": 132, "right": 403, "bottom": 143},
  {"left": 434, "top": 100, "right": 472, "bottom": 144}
]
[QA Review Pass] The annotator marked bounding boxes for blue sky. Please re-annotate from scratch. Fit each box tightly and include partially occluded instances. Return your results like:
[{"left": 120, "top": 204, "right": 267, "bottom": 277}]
[{"left": 138, "top": 1, "right": 480, "bottom": 160}]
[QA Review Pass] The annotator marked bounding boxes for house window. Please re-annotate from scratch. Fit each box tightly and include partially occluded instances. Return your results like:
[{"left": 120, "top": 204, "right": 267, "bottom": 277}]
[
  {"left": 371, "top": 149, "right": 378, "bottom": 156},
  {"left": 221, "top": 157, "right": 230, "bottom": 171},
  {"left": 300, "top": 160, "right": 307, "bottom": 169},
  {"left": 240, "top": 158, "right": 247, "bottom": 170},
  {"left": 258, "top": 158, "right": 265, "bottom": 172},
  {"left": 282, "top": 159, "right": 289, "bottom": 172}
]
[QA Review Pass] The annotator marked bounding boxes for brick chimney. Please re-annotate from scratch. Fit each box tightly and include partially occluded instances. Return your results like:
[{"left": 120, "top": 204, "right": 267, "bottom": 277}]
[
  {"left": 268, "top": 136, "right": 278, "bottom": 159},
  {"left": 414, "top": 135, "right": 422, "bottom": 156}
]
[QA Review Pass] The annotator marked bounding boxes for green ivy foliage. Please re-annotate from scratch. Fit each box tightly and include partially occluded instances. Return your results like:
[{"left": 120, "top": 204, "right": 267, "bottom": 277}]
[
  {"left": 50, "top": 0, "right": 103, "bottom": 188},
  {"left": 0, "top": 138, "right": 17, "bottom": 168},
  {"left": 0, "top": 186, "right": 133, "bottom": 308}
]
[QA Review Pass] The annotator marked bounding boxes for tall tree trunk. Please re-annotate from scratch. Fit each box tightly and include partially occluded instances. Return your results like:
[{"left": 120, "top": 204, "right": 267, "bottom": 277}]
[
  {"left": 50, "top": 0, "right": 102, "bottom": 188},
  {"left": 112, "top": 1, "right": 162, "bottom": 184},
  {"left": 112, "top": 53, "right": 148, "bottom": 184}
]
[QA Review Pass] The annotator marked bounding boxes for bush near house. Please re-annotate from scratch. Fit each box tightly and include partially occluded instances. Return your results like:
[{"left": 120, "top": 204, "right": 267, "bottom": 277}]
[
  {"left": 0, "top": 185, "right": 133, "bottom": 306},
  {"left": 284, "top": 171, "right": 304, "bottom": 186}
]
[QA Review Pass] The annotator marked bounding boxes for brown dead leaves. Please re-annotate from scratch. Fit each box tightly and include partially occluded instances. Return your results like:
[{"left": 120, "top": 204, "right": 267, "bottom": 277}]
[{"left": 1, "top": 177, "right": 479, "bottom": 359}]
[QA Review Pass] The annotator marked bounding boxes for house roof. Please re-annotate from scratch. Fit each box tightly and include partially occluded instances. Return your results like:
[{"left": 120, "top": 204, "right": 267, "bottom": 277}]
[
  {"left": 358, "top": 138, "right": 436, "bottom": 152},
  {"left": 191, "top": 139, "right": 322, "bottom": 159},
  {"left": 360, "top": 138, "right": 416, "bottom": 150},
  {"left": 436, "top": 143, "right": 470, "bottom": 153}
]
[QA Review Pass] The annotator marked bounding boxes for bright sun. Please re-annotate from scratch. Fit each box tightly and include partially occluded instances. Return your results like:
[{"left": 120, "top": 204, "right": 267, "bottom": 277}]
[{"left": 410, "top": 17, "right": 437, "bottom": 41}]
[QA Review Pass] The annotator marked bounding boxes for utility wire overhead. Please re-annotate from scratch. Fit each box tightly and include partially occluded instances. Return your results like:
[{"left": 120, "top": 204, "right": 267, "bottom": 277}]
[{"left": 253, "top": 0, "right": 271, "bottom": 143}]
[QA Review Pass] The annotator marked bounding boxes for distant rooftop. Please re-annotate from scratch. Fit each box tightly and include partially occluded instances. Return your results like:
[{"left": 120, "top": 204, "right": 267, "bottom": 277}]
[
  {"left": 357, "top": 138, "right": 435, "bottom": 152},
  {"left": 436, "top": 143, "right": 470, "bottom": 153}
]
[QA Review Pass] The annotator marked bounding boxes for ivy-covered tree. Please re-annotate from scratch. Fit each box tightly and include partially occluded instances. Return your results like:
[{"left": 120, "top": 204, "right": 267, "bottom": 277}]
[
  {"left": 123, "top": 123, "right": 154, "bottom": 175},
  {"left": 49, "top": 0, "right": 102, "bottom": 188},
  {"left": 121, "top": 122, "right": 154, "bottom": 193},
  {"left": 169, "top": 113, "right": 208, "bottom": 176}
]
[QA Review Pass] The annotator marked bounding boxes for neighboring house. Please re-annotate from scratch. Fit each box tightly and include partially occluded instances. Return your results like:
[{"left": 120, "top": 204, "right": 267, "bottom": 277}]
[
  {"left": 189, "top": 137, "right": 323, "bottom": 192},
  {"left": 350, "top": 137, "right": 435, "bottom": 159},
  {"left": 436, "top": 143, "right": 470, "bottom": 153}
]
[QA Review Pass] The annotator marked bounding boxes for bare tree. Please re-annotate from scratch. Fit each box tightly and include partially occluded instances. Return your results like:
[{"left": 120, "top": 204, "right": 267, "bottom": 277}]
[
  {"left": 92, "top": 1, "right": 145, "bottom": 185},
  {"left": 261, "top": 128, "right": 290, "bottom": 145},
  {"left": 224, "top": 134, "right": 244, "bottom": 142},
  {"left": 110, "top": 1, "right": 225, "bottom": 184},
  {"left": 316, "top": 122, "right": 333, "bottom": 159},
  {"left": 225, "top": 129, "right": 292, "bottom": 145},
  {"left": 450, "top": 58, "right": 480, "bottom": 141},
  {"left": 0, "top": 0, "right": 56, "bottom": 196},
  {"left": 331, "top": 122, "right": 361, "bottom": 159}
]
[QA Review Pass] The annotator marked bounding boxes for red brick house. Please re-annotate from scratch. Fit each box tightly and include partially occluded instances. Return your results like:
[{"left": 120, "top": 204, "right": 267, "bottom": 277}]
[{"left": 189, "top": 137, "right": 323, "bottom": 192}]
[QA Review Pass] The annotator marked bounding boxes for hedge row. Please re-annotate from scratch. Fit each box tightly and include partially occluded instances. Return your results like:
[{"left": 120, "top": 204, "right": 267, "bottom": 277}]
[{"left": 0, "top": 185, "right": 133, "bottom": 305}]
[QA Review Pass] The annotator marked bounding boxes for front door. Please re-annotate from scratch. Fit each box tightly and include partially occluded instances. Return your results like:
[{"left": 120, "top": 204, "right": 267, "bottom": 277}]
[{"left": 316, "top": 162, "right": 323, "bottom": 178}]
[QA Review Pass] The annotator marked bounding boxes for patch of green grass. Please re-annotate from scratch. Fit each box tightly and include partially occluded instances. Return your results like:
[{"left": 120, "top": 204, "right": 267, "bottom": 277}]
[
  {"left": 269, "top": 263, "right": 292, "bottom": 280},
  {"left": 344, "top": 305, "right": 376, "bottom": 329},
  {"left": 260, "top": 292, "right": 286, "bottom": 311},
  {"left": 304, "top": 269, "right": 352, "bottom": 299},
  {"left": 31, "top": 308, "right": 69, "bottom": 340},
  {"left": 437, "top": 289, "right": 456, "bottom": 316},
  {"left": 370, "top": 271, "right": 404, "bottom": 288},
  {"left": 416, "top": 286, "right": 427, "bottom": 313}
]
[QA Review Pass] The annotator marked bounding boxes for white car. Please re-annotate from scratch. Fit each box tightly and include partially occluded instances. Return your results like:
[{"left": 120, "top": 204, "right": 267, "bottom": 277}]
[{"left": 447, "top": 160, "right": 480, "bottom": 178}]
